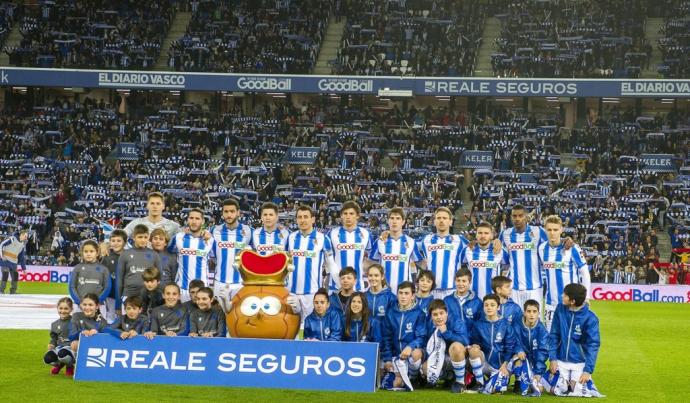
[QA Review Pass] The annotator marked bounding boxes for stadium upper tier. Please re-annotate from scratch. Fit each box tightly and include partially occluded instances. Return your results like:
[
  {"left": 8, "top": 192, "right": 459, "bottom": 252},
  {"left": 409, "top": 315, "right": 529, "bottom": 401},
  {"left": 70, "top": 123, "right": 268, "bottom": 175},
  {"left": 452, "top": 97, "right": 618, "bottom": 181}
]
[
  {"left": 2, "top": 96, "right": 688, "bottom": 267},
  {"left": 3, "top": 0, "right": 690, "bottom": 78}
]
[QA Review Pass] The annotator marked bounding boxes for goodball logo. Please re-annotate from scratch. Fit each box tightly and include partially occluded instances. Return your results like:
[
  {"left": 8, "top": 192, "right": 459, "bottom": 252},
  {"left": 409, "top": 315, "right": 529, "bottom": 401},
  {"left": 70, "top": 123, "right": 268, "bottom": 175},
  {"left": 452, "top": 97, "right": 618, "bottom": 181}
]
[
  {"left": 317, "top": 79, "right": 373, "bottom": 92},
  {"left": 237, "top": 77, "right": 291, "bottom": 91}
]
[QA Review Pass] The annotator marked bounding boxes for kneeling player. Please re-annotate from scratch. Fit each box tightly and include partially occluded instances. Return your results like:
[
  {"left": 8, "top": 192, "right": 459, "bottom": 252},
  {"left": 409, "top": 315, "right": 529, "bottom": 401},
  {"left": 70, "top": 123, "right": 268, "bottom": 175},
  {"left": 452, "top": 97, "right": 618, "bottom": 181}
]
[
  {"left": 467, "top": 294, "right": 518, "bottom": 393},
  {"left": 512, "top": 299, "right": 549, "bottom": 395},
  {"left": 381, "top": 281, "right": 426, "bottom": 391},
  {"left": 422, "top": 299, "right": 469, "bottom": 393},
  {"left": 547, "top": 283, "right": 601, "bottom": 395}
]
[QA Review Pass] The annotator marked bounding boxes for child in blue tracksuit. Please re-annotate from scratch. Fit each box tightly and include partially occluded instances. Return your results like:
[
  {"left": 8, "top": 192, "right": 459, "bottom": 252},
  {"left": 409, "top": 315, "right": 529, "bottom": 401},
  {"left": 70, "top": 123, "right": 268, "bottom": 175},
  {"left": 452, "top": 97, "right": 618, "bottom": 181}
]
[
  {"left": 329, "top": 267, "right": 356, "bottom": 317},
  {"left": 468, "top": 294, "right": 519, "bottom": 393},
  {"left": 443, "top": 268, "right": 482, "bottom": 332},
  {"left": 365, "top": 264, "right": 396, "bottom": 319},
  {"left": 492, "top": 275, "right": 523, "bottom": 325},
  {"left": 304, "top": 288, "right": 343, "bottom": 341},
  {"left": 415, "top": 269, "right": 435, "bottom": 316},
  {"left": 548, "top": 283, "right": 600, "bottom": 391},
  {"left": 343, "top": 292, "right": 381, "bottom": 342},
  {"left": 513, "top": 299, "right": 549, "bottom": 386},
  {"left": 422, "top": 299, "right": 470, "bottom": 393},
  {"left": 381, "top": 281, "right": 426, "bottom": 390}
]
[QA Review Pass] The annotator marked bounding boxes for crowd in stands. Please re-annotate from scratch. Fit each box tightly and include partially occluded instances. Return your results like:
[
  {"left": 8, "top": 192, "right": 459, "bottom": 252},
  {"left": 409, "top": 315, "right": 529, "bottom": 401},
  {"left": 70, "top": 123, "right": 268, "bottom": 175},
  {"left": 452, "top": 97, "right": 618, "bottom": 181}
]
[
  {"left": 2, "top": 90, "right": 690, "bottom": 286},
  {"left": 6, "top": 0, "right": 176, "bottom": 69},
  {"left": 491, "top": 0, "right": 651, "bottom": 78},
  {"left": 336, "top": 0, "right": 484, "bottom": 76},
  {"left": 0, "top": 2, "right": 19, "bottom": 47},
  {"left": 658, "top": 0, "right": 690, "bottom": 78},
  {"left": 167, "top": 0, "right": 333, "bottom": 73}
]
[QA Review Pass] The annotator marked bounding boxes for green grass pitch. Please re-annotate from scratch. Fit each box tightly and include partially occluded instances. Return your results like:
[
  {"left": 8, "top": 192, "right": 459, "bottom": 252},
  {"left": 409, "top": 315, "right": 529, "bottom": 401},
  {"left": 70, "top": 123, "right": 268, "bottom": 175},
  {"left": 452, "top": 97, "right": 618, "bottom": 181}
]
[{"left": 2, "top": 300, "right": 690, "bottom": 402}]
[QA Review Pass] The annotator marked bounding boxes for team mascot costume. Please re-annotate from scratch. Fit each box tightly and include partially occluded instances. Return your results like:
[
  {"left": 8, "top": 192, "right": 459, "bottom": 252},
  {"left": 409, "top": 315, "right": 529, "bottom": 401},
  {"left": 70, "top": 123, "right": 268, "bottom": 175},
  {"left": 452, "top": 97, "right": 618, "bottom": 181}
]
[{"left": 226, "top": 250, "right": 300, "bottom": 339}]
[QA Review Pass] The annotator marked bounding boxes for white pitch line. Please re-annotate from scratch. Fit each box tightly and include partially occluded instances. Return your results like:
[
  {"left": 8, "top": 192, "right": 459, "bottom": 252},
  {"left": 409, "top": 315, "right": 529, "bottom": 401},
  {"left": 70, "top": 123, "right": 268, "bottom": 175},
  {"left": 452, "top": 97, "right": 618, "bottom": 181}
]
[{"left": 0, "top": 294, "right": 64, "bottom": 330}]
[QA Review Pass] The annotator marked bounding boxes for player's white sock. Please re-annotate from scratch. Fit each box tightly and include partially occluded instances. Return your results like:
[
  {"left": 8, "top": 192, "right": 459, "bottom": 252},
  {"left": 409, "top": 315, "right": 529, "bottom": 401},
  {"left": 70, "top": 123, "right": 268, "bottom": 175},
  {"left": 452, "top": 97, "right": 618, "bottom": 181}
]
[
  {"left": 451, "top": 360, "right": 466, "bottom": 384},
  {"left": 470, "top": 358, "right": 484, "bottom": 385},
  {"left": 408, "top": 358, "right": 422, "bottom": 378}
]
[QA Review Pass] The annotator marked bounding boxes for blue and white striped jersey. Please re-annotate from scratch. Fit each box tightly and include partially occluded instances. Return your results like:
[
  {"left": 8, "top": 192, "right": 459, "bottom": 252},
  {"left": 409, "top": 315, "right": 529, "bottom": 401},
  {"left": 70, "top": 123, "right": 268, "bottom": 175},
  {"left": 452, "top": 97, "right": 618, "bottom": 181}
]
[
  {"left": 459, "top": 243, "right": 504, "bottom": 299},
  {"left": 370, "top": 234, "right": 422, "bottom": 292},
  {"left": 287, "top": 229, "right": 334, "bottom": 295},
  {"left": 500, "top": 225, "right": 548, "bottom": 291},
  {"left": 169, "top": 233, "right": 213, "bottom": 291},
  {"left": 251, "top": 227, "right": 289, "bottom": 256},
  {"left": 419, "top": 233, "right": 468, "bottom": 290},
  {"left": 328, "top": 226, "right": 372, "bottom": 291},
  {"left": 211, "top": 223, "right": 253, "bottom": 284},
  {"left": 538, "top": 242, "right": 591, "bottom": 306}
]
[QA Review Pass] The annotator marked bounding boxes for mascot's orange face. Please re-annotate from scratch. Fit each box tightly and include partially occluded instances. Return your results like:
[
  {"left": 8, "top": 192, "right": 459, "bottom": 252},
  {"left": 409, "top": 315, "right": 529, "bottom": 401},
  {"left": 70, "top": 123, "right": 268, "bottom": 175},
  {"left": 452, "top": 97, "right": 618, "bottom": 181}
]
[{"left": 226, "top": 251, "right": 300, "bottom": 339}]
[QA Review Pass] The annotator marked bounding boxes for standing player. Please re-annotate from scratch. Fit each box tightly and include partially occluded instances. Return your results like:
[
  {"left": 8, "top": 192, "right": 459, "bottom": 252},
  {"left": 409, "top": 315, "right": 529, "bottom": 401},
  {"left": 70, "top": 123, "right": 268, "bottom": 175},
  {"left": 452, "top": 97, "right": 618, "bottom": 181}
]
[
  {"left": 287, "top": 206, "right": 335, "bottom": 319},
  {"left": 417, "top": 207, "right": 468, "bottom": 298},
  {"left": 251, "top": 202, "right": 289, "bottom": 256},
  {"left": 370, "top": 207, "right": 421, "bottom": 293},
  {"left": 124, "top": 192, "right": 181, "bottom": 239},
  {"left": 539, "top": 215, "right": 591, "bottom": 331},
  {"left": 459, "top": 222, "right": 504, "bottom": 299},
  {"left": 327, "top": 201, "right": 372, "bottom": 291},
  {"left": 500, "top": 204, "right": 572, "bottom": 310},
  {"left": 0, "top": 230, "right": 28, "bottom": 294},
  {"left": 169, "top": 209, "right": 213, "bottom": 302},
  {"left": 211, "top": 198, "right": 253, "bottom": 312}
]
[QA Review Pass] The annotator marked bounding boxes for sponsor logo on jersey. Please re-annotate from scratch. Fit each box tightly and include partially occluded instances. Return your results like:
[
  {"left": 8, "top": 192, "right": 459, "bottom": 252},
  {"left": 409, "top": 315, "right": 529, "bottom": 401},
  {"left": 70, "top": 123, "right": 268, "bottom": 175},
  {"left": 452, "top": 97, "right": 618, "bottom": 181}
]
[
  {"left": 381, "top": 254, "right": 408, "bottom": 262},
  {"left": 336, "top": 243, "right": 364, "bottom": 251},
  {"left": 468, "top": 260, "right": 499, "bottom": 269},
  {"left": 256, "top": 244, "right": 284, "bottom": 252},
  {"left": 217, "top": 241, "right": 247, "bottom": 249},
  {"left": 179, "top": 248, "right": 209, "bottom": 257},
  {"left": 427, "top": 244, "right": 454, "bottom": 252},
  {"left": 507, "top": 242, "right": 535, "bottom": 251},
  {"left": 291, "top": 250, "right": 318, "bottom": 258},
  {"left": 542, "top": 262, "right": 566, "bottom": 270}
]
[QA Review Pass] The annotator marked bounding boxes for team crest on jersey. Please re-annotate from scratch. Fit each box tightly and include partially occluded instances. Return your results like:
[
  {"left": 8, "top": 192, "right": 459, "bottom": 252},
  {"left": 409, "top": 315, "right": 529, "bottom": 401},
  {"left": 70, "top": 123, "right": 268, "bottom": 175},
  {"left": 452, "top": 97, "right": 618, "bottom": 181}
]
[
  {"left": 532, "top": 339, "right": 538, "bottom": 349},
  {"left": 160, "top": 313, "right": 165, "bottom": 317},
  {"left": 465, "top": 308, "right": 473, "bottom": 317},
  {"left": 129, "top": 254, "right": 134, "bottom": 259},
  {"left": 199, "top": 317, "right": 203, "bottom": 322},
  {"left": 79, "top": 277, "right": 86, "bottom": 285},
  {"left": 57, "top": 325, "right": 61, "bottom": 330},
  {"left": 574, "top": 324, "right": 582, "bottom": 335},
  {"left": 495, "top": 332, "right": 503, "bottom": 342},
  {"left": 406, "top": 322, "right": 413, "bottom": 331},
  {"left": 378, "top": 306, "right": 385, "bottom": 314},
  {"left": 325, "top": 328, "right": 331, "bottom": 336}
]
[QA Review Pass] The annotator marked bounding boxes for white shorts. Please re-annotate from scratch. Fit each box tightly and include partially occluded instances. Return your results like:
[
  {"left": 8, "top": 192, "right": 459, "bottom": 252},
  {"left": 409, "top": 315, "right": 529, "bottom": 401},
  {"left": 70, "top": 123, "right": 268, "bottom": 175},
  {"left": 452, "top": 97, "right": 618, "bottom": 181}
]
[
  {"left": 432, "top": 289, "right": 455, "bottom": 299},
  {"left": 544, "top": 303, "right": 557, "bottom": 332},
  {"left": 511, "top": 288, "right": 543, "bottom": 313},
  {"left": 557, "top": 361, "right": 585, "bottom": 384},
  {"left": 214, "top": 282, "right": 243, "bottom": 313}
]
